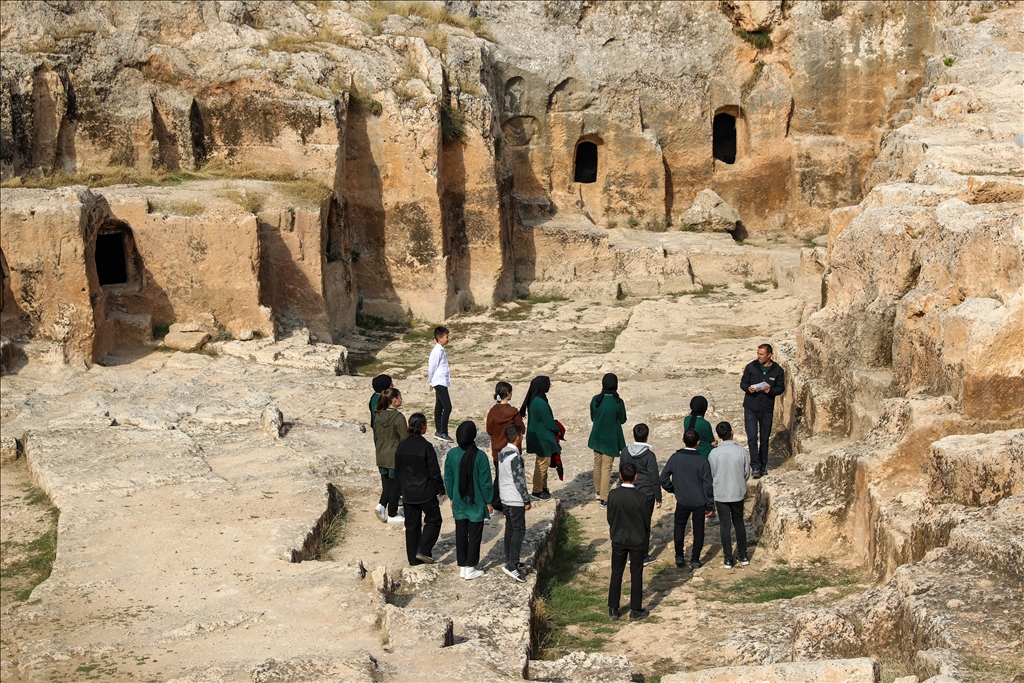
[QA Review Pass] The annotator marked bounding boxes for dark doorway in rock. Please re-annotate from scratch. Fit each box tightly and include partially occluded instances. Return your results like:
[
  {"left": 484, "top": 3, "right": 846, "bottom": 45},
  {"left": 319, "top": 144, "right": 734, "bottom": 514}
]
[
  {"left": 95, "top": 233, "right": 128, "bottom": 285},
  {"left": 574, "top": 141, "right": 598, "bottom": 183},
  {"left": 713, "top": 112, "right": 737, "bottom": 164}
]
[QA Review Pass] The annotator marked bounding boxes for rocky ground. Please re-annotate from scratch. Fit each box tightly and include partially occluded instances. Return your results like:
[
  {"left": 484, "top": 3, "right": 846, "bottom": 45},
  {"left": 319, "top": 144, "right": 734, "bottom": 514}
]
[{"left": 1, "top": 235, "right": 852, "bottom": 683}]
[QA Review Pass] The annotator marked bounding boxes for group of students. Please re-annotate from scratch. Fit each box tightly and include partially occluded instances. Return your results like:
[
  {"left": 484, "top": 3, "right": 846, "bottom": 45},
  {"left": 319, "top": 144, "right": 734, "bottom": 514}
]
[{"left": 369, "top": 326, "right": 786, "bottom": 609}]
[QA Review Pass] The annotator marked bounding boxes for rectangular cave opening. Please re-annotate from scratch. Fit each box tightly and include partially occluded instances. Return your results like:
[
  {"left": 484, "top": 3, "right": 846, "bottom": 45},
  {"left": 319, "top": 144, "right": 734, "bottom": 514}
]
[
  {"left": 95, "top": 232, "right": 128, "bottom": 286},
  {"left": 574, "top": 140, "right": 598, "bottom": 183}
]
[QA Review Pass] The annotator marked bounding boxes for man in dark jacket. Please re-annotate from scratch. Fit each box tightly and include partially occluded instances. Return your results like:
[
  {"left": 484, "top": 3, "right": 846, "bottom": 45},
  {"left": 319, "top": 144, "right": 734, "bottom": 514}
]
[
  {"left": 619, "top": 423, "right": 661, "bottom": 566},
  {"left": 740, "top": 343, "right": 785, "bottom": 478},
  {"left": 606, "top": 462, "right": 650, "bottom": 621},
  {"left": 395, "top": 413, "right": 446, "bottom": 565},
  {"left": 660, "top": 429, "right": 714, "bottom": 569}
]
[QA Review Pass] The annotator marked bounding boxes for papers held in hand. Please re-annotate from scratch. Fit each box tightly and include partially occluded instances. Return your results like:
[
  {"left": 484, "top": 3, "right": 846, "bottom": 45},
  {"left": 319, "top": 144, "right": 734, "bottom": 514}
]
[{"left": 750, "top": 381, "right": 771, "bottom": 391}]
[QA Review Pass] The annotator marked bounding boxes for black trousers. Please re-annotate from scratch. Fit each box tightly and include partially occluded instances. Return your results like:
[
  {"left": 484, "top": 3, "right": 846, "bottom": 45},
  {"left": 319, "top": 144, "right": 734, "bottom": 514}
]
[
  {"left": 403, "top": 498, "right": 442, "bottom": 565},
  {"left": 433, "top": 385, "right": 452, "bottom": 436},
  {"left": 492, "top": 470, "right": 503, "bottom": 511},
  {"left": 717, "top": 500, "right": 747, "bottom": 560},
  {"left": 503, "top": 505, "right": 526, "bottom": 571},
  {"left": 744, "top": 407, "right": 773, "bottom": 472},
  {"left": 673, "top": 505, "right": 706, "bottom": 563},
  {"left": 643, "top": 496, "right": 656, "bottom": 554},
  {"left": 454, "top": 517, "right": 483, "bottom": 567},
  {"left": 379, "top": 471, "right": 400, "bottom": 517},
  {"left": 608, "top": 544, "right": 644, "bottom": 612}
]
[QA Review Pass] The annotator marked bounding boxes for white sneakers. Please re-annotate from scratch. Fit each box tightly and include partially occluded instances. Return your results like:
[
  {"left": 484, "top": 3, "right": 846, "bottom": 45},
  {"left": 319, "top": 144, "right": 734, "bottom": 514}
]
[
  {"left": 459, "top": 566, "right": 484, "bottom": 580},
  {"left": 374, "top": 504, "right": 387, "bottom": 523},
  {"left": 386, "top": 515, "right": 405, "bottom": 524}
]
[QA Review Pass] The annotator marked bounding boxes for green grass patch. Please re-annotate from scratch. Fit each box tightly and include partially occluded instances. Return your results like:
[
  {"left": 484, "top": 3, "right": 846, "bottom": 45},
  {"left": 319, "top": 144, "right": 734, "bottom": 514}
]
[
  {"left": 0, "top": 484, "right": 59, "bottom": 603},
  {"left": 736, "top": 29, "right": 772, "bottom": 49},
  {"left": 691, "top": 283, "right": 725, "bottom": 298},
  {"left": 535, "top": 514, "right": 610, "bottom": 659},
  {"left": 743, "top": 281, "right": 769, "bottom": 293},
  {"left": 943, "top": 54, "right": 956, "bottom": 67},
  {"left": 440, "top": 102, "right": 467, "bottom": 145},
  {"left": 694, "top": 564, "right": 857, "bottom": 604}
]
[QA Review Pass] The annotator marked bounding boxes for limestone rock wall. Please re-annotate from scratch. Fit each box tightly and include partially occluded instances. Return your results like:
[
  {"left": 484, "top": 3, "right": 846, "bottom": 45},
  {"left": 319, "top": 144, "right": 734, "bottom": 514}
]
[
  {"left": 0, "top": 0, "right": 513, "bottom": 327},
  {"left": 0, "top": 186, "right": 112, "bottom": 367},
  {"left": 754, "top": 5, "right": 1023, "bottom": 673},
  {"left": 481, "top": 0, "right": 957, "bottom": 234}
]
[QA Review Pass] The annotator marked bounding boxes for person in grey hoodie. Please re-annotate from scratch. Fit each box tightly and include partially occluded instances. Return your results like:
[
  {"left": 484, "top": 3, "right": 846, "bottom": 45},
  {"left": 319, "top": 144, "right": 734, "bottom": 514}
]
[
  {"left": 659, "top": 429, "right": 714, "bottom": 569},
  {"left": 619, "top": 423, "right": 661, "bottom": 565},
  {"left": 497, "top": 424, "right": 532, "bottom": 582},
  {"left": 708, "top": 422, "right": 752, "bottom": 569}
]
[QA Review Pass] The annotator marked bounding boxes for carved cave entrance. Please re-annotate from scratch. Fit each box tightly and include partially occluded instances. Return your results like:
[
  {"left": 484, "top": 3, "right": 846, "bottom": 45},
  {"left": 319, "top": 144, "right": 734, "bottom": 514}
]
[
  {"left": 95, "top": 223, "right": 140, "bottom": 288},
  {"left": 713, "top": 111, "right": 737, "bottom": 164},
  {"left": 574, "top": 140, "right": 598, "bottom": 183}
]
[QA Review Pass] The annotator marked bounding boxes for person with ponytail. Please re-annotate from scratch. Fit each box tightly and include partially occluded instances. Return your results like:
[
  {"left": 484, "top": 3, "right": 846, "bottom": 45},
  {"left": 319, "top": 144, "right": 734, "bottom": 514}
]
[
  {"left": 520, "top": 376, "right": 560, "bottom": 500},
  {"left": 685, "top": 396, "right": 718, "bottom": 458},
  {"left": 443, "top": 421, "right": 493, "bottom": 579},
  {"left": 373, "top": 387, "right": 407, "bottom": 524},
  {"left": 588, "top": 373, "right": 627, "bottom": 509},
  {"left": 486, "top": 382, "right": 526, "bottom": 511}
]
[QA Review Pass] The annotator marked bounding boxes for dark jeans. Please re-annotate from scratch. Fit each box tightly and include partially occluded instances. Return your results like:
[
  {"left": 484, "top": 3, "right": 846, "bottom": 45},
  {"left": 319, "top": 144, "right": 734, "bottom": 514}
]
[
  {"left": 673, "top": 505, "right": 706, "bottom": 563},
  {"left": 379, "top": 470, "right": 400, "bottom": 517},
  {"left": 503, "top": 505, "right": 526, "bottom": 571},
  {"left": 716, "top": 500, "right": 747, "bottom": 560},
  {"left": 454, "top": 517, "right": 483, "bottom": 567},
  {"left": 403, "top": 498, "right": 442, "bottom": 565},
  {"left": 744, "top": 407, "right": 773, "bottom": 472},
  {"left": 608, "top": 544, "right": 644, "bottom": 612},
  {"left": 433, "top": 385, "right": 452, "bottom": 436}
]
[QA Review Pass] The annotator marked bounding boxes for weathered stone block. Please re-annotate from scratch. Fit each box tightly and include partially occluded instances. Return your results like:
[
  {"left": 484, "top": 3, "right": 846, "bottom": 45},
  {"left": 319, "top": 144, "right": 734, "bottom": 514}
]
[
  {"left": 162, "top": 330, "right": 210, "bottom": 352},
  {"left": 928, "top": 430, "right": 1024, "bottom": 506},
  {"left": 662, "top": 658, "right": 880, "bottom": 683},
  {"left": 381, "top": 604, "right": 453, "bottom": 649}
]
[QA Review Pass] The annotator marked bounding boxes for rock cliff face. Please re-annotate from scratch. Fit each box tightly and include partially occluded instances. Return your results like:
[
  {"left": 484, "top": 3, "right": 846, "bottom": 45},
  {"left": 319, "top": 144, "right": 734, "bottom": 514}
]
[
  {"left": 0, "top": 0, "right": 996, "bottom": 359},
  {"left": 753, "top": 4, "right": 1023, "bottom": 678}
]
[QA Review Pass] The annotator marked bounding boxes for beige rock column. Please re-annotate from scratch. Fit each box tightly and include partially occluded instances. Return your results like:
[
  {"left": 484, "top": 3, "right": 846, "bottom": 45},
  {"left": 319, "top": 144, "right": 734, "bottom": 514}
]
[{"left": 0, "top": 187, "right": 110, "bottom": 367}]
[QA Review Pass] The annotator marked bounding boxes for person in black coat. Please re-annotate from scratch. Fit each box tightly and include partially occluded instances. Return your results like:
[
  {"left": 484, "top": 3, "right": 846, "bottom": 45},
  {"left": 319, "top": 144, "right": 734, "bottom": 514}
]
[
  {"left": 740, "top": 343, "right": 786, "bottom": 478},
  {"left": 394, "top": 413, "right": 446, "bottom": 565},
  {"left": 606, "top": 462, "right": 651, "bottom": 621},
  {"left": 660, "top": 429, "right": 715, "bottom": 569}
]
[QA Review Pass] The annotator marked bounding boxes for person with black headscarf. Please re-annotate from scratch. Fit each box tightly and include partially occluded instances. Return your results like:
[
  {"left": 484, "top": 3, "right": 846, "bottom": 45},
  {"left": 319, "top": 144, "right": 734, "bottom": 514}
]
[
  {"left": 443, "top": 421, "right": 493, "bottom": 580},
  {"left": 369, "top": 374, "right": 393, "bottom": 432},
  {"left": 588, "top": 373, "right": 627, "bottom": 509},
  {"left": 520, "top": 376, "right": 560, "bottom": 500},
  {"left": 685, "top": 396, "right": 718, "bottom": 458}
]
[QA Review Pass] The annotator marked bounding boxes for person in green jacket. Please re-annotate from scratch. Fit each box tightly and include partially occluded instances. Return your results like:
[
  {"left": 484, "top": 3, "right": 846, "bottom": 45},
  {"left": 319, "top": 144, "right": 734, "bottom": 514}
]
[
  {"left": 520, "top": 376, "right": 560, "bottom": 500},
  {"left": 685, "top": 396, "right": 718, "bottom": 458},
  {"left": 443, "top": 421, "right": 493, "bottom": 580},
  {"left": 373, "top": 387, "right": 407, "bottom": 524},
  {"left": 589, "top": 373, "right": 627, "bottom": 509}
]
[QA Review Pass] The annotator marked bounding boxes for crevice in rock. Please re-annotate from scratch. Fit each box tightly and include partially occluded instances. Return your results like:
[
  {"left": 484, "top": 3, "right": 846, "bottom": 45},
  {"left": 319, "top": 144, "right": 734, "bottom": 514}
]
[
  {"left": 290, "top": 482, "right": 345, "bottom": 562},
  {"left": 189, "top": 100, "right": 207, "bottom": 169}
]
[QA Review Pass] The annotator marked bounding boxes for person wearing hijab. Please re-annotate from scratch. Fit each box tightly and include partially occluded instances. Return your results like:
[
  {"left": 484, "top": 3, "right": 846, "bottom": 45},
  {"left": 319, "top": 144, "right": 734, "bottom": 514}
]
[
  {"left": 374, "top": 387, "right": 407, "bottom": 524},
  {"left": 520, "top": 376, "right": 560, "bottom": 500},
  {"left": 369, "top": 374, "right": 393, "bottom": 432},
  {"left": 588, "top": 373, "right": 627, "bottom": 509},
  {"left": 685, "top": 396, "right": 718, "bottom": 458},
  {"left": 486, "top": 382, "right": 526, "bottom": 511},
  {"left": 443, "top": 421, "right": 493, "bottom": 580}
]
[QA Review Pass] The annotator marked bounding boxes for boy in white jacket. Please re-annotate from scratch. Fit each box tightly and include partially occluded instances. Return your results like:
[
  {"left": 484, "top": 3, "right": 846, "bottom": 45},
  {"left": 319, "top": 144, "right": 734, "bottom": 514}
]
[{"left": 497, "top": 424, "right": 532, "bottom": 582}]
